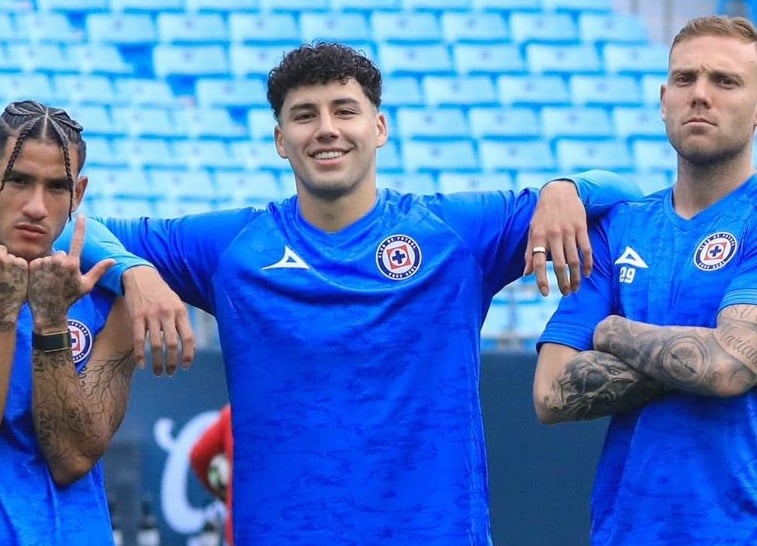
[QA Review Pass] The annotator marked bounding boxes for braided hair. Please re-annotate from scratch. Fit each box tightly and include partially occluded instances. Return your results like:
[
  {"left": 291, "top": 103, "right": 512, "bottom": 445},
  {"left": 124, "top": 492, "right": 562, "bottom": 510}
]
[{"left": 0, "top": 100, "right": 86, "bottom": 218}]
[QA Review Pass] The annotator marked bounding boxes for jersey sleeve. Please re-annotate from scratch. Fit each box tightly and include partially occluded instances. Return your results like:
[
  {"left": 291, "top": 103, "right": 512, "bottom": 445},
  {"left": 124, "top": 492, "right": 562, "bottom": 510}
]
[
  {"left": 538, "top": 217, "right": 616, "bottom": 351},
  {"left": 90, "top": 208, "right": 258, "bottom": 312},
  {"left": 720, "top": 224, "right": 757, "bottom": 310},
  {"left": 560, "top": 169, "right": 644, "bottom": 219}
]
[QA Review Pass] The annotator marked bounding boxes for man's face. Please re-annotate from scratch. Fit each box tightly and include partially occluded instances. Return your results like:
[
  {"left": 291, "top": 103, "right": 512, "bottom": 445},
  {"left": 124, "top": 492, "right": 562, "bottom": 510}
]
[
  {"left": 274, "top": 78, "right": 388, "bottom": 201},
  {"left": 662, "top": 34, "right": 757, "bottom": 166},
  {"left": 0, "top": 138, "right": 85, "bottom": 261}
]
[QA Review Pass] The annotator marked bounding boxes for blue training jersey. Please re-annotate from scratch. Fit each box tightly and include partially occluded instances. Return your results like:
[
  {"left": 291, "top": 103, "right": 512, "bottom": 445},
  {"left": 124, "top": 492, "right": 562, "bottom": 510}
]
[
  {"left": 540, "top": 176, "right": 757, "bottom": 545},
  {"left": 0, "top": 289, "right": 115, "bottom": 546},
  {"left": 99, "top": 188, "right": 543, "bottom": 545}
]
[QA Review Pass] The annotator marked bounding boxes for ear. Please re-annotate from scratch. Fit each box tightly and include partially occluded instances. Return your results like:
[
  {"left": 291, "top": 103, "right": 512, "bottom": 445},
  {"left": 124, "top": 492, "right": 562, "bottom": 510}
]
[
  {"left": 274, "top": 124, "right": 288, "bottom": 159},
  {"left": 660, "top": 84, "right": 668, "bottom": 121},
  {"left": 71, "top": 175, "right": 88, "bottom": 212},
  {"left": 376, "top": 112, "right": 388, "bottom": 149}
]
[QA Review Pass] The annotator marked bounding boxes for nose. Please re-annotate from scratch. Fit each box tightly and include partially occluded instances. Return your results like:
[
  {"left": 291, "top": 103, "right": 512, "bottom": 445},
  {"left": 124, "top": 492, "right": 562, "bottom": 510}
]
[
  {"left": 314, "top": 113, "right": 338, "bottom": 140},
  {"left": 22, "top": 185, "right": 48, "bottom": 220},
  {"left": 690, "top": 77, "right": 712, "bottom": 107}
]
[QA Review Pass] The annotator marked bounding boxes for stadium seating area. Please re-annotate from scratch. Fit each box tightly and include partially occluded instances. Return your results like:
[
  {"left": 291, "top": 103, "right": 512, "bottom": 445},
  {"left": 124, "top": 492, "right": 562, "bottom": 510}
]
[{"left": 0, "top": 0, "right": 676, "bottom": 347}]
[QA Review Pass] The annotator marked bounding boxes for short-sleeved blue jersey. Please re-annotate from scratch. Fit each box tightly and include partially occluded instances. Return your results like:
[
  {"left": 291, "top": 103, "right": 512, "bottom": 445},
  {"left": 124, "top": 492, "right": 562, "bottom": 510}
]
[
  {"left": 0, "top": 289, "right": 115, "bottom": 545},
  {"left": 100, "top": 188, "right": 543, "bottom": 545},
  {"left": 540, "top": 176, "right": 757, "bottom": 545}
]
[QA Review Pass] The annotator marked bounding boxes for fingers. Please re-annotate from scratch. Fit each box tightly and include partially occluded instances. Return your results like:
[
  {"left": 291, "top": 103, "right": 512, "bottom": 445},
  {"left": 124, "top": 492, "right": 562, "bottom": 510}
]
[
  {"left": 131, "top": 315, "right": 146, "bottom": 368},
  {"left": 67, "top": 215, "right": 86, "bottom": 260},
  {"left": 175, "top": 310, "right": 196, "bottom": 368},
  {"left": 81, "top": 258, "right": 116, "bottom": 292},
  {"left": 139, "top": 309, "right": 196, "bottom": 376}
]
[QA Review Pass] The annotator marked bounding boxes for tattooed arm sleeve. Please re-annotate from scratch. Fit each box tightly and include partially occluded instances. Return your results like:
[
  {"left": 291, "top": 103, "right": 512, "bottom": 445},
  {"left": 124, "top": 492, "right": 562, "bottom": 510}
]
[
  {"left": 593, "top": 304, "right": 757, "bottom": 397},
  {"left": 32, "top": 298, "right": 136, "bottom": 485},
  {"left": 534, "top": 342, "right": 667, "bottom": 423}
]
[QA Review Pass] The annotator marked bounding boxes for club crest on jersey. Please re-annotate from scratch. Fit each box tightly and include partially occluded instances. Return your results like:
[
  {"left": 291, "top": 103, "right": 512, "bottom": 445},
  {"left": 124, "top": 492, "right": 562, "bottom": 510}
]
[
  {"left": 68, "top": 319, "right": 93, "bottom": 364},
  {"left": 376, "top": 234, "right": 422, "bottom": 280},
  {"left": 694, "top": 232, "right": 737, "bottom": 271}
]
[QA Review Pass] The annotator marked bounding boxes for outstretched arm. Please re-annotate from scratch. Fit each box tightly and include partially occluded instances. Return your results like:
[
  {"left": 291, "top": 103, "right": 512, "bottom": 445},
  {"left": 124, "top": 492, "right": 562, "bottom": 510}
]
[
  {"left": 593, "top": 304, "right": 757, "bottom": 397},
  {"left": 534, "top": 343, "right": 667, "bottom": 423}
]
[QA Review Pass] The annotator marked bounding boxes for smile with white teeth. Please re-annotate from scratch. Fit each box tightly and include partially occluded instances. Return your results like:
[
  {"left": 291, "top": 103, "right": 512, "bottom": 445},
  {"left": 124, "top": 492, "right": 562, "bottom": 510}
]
[{"left": 314, "top": 150, "right": 345, "bottom": 159}]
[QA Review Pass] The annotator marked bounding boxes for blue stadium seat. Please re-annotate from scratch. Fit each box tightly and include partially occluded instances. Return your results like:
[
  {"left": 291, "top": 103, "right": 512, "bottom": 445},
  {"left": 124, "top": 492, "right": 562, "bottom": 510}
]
[
  {"left": 512, "top": 299, "right": 559, "bottom": 341},
  {"left": 452, "top": 43, "right": 526, "bottom": 75},
  {"left": 640, "top": 73, "right": 666, "bottom": 105},
  {"left": 378, "top": 44, "right": 453, "bottom": 76},
  {"left": 329, "top": 0, "right": 401, "bottom": 9},
  {"left": 378, "top": 140, "right": 403, "bottom": 171},
  {"left": 541, "top": 0, "right": 612, "bottom": 13},
  {"left": 509, "top": 12, "right": 578, "bottom": 44},
  {"left": 81, "top": 166, "right": 140, "bottom": 201},
  {"left": 196, "top": 78, "right": 268, "bottom": 108},
  {"left": 148, "top": 169, "right": 218, "bottom": 202},
  {"left": 156, "top": 13, "right": 228, "bottom": 44},
  {"left": 471, "top": 0, "right": 540, "bottom": 10},
  {"left": 90, "top": 196, "right": 157, "bottom": 217},
  {"left": 631, "top": 139, "right": 676, "bottom": 172},
  {"left": 401, "top": 0, "right": 470, "bottom": 9},
  {"left": 481, "top": 300, "right": 512, "bottom": 342},
  {"left": 109, "top": 0, "right": 183, "bottom": 11},
  {"left": 0, "top": 73, "right": 57, "bottom": 104},
  {"left": 214, "top": 170, "right": 285, "bottom": 206},
  {"left": 66, "top": 104, "right": 119, "bottom": 136},
  {"left": 110, "top": 105, "right": 183, "bottom": 137},
  {"left": 628, "top": 170, "right": 672, "bottom": 195},
  {"left": 35, "top": 0, "right": 109, "bottom": 12},
  {"left": 229, "top": 140, "right": 291, "bottom": 172},
  {"left": 82, "top": 136, "right": 123, "bottom": 168},
  {"left": 468, "top": 106, "right": 541, "bottom": 139},
  {"left": 173, "top": 139, "right": 242, "bottom": 170},
  {"left": 377, "top": 172, "right": 437, "bottom": 194},
  {"left": 300, "top": 12, "right": 370, "bottom": 43},
  {"left": 85, "top": 13, "right": 157, "bottom": 44},
  {"left": 5, "top": 43, "right": 78, "bottom": 73},
  {"left": 541, "top": 106, "right": 614, "bottom": 141},
  {"left": 422, "top": 75, "right": 498, "bottom": 106},
  {"left": 479, "top": 139, "right": 556, "bottom": 172},
  {"left": 153, "top": 44, "right": 228, "bottom": 78},
  {"left": 70, "top": 44, "right": 134, "bottom": 75},
  {"left": 228, "top": 12, "right": 300, "bottom": 44},
  {"left": 15, "top": 12, "right": 83, "bottom": 43},
  {"left": 158, "top": 199, "right": 218, "bottom": 217},
  {"left": 395, "top": 107, "right": 469, "bottom": 139},
  {"left": 0, "top": 13, "right": 18, "bottom": 42},
  {"left": 577, "top": 13, "right": 648, "bottom": 44},
  {"left": 512, "top": 169, "right": 563, "bottom": 191},
  {"left": 382, "top": 76, "right": 424, "bottom": 108},
  {"left": 371, "top": 11, "right": 442, "bottom": 43},
  {"left": 52, "top": 74, "right": 120, "bottom": 105},
  {"left": 496, "top": 74, "right": 571, "bottom": 107},
  {"left": 258, "top": 0, "right": 329, "bottom": 10},
  {"left": 440, "top": 11, "right": 508, "bottom": 43},
  {"left": 603, "top": 43, "right": 668, "bottom": 76},
  {"left": 526, "top": 43, "right": 602, "bottom": 74},
  {"left": 554, "top": 138, "right": 633, "bottom": 171},
  {"left": 569, "top": 74, "right": 643, "bottom": 108},
  {"left": 246, "top": 108, "right": 277, "bottom": 141},
  {"left": 174, "top": 107, "right": 246, "bottom": 139},
  {"left": 401, "top": 139, "right": 478, "bottom": 172},
  {"left": 184, "top": 0, "right": 260, "bottom": 11},
  {"left": 438, "top": 171, "right": 514, "bottom": 193},
  {"left": 113, "top": 77, "right": 180, "bottom": 107},
  {"left": 229, "top": 45, "right": 289, "bottom": 78},
  {"left": 612, "top": 106, "right": 666, "bottom": 141},
  {"left": 113, "top": 137, "right": 184, "bottom": 169},
  {"left": 109, "top": 167, "right": 161, "bottom": 201}
]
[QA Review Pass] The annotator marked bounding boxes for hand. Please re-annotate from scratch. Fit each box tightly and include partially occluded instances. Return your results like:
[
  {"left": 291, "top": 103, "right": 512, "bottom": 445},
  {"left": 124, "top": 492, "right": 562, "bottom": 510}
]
[
  {"left": 592, "top": 315, "right": 624, "bottom": 354},
  {"left": 0, "top": 245, "right": 29, "bottom": 323},
  {"left": 524, "top": 180, "right": 593, "bottom": 296},
  {"left": 121, "top": 266, "right": 195, "bottom": 375},
  {"left": 28, "top": 216, "right": 114, "bottom": 330}
]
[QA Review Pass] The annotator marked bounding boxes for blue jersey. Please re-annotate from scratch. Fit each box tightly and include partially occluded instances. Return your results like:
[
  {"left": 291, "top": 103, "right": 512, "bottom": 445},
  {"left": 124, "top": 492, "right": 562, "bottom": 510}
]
[
  {"left": 540, "top": 176, "right": 757, "bottom": 545},
  {"left": 0, "top": 289, "right": 115, "bottom": 546},
  {"left": 100, "top": 188, "right": 543, "bottom": 545}
]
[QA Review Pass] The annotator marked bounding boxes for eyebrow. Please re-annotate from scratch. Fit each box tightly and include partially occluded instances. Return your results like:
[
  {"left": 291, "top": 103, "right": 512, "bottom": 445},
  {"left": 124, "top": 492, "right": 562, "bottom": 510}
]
[
  {"left": 288, "top": 97, "right": 362, "bottom": 113},
  {"left": 4, "top": 168, "right": 69, "bottom": 186}
]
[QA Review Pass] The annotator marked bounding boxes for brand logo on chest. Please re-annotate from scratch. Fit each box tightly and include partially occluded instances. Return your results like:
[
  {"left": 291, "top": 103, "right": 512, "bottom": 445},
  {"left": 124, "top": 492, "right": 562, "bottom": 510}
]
[
  {"left": 376, "top": 234, "right": 422, "bottom": 280},
  {"left": 693, "top": 232, "right": 737, "bottom": 271}
]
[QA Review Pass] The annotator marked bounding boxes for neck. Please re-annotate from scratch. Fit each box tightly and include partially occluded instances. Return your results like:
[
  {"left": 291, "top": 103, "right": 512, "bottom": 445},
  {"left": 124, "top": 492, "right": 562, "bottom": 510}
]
[
  {"left": 297, "top": 185, "right": 378, "bottom": 233},
  {"left": 673, "top": 156, "right": 755, "bottom": 219}
]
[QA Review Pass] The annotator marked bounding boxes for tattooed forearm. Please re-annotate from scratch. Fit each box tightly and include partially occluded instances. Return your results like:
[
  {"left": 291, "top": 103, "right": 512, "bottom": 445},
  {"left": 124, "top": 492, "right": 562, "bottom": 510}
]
[
  {"left": 542, "top": 350, "right": 666, "bottom": 422},
  {"left": 594, "top": 305, "right": 757, "bottom": 397}
]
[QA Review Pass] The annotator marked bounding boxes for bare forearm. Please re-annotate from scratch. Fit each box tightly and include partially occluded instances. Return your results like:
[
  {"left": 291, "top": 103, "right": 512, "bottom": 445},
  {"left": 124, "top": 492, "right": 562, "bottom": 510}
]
[
  {"left": 538, "top": 350, "right": 667, "bottom": 423},
  {"left": 594, "top": 307, "right": 757, "bottom": 397},
  {"left": 32, "top": 348, "right": 134, "bottom": 483},
  {"left": 0, "top": 329, "right": 16, "bottom": 421}
]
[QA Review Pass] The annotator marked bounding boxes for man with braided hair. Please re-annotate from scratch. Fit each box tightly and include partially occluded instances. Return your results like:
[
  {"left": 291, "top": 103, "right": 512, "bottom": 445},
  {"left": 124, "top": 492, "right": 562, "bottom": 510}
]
[{"left": 0, "top": 100, "right": 178, "bottom": 545}]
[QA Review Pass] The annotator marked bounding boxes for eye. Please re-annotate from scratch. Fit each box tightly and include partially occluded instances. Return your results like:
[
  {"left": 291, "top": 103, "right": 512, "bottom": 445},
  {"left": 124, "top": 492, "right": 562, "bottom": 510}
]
[
  {"left": 49, "top": 180, "right": 69, "bottom": 193},
  {"left": 4, "top": 176, "right": 27, "bottom": 186}
]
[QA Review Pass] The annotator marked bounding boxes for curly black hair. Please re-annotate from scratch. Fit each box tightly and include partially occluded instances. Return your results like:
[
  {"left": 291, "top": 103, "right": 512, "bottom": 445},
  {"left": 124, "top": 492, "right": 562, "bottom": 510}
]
[
  {"left": 0, "top": 100, "right": 86, "bottom": 217},
  {"left": 267, "top": 42, "right": 382, "bottom": 121}
]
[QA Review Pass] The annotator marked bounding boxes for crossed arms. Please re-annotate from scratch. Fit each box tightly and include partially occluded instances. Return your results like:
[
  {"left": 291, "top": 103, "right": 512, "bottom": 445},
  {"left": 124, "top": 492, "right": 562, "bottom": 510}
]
[{"left": 534, "top": 303, "right": 757, "bottom": 423}]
